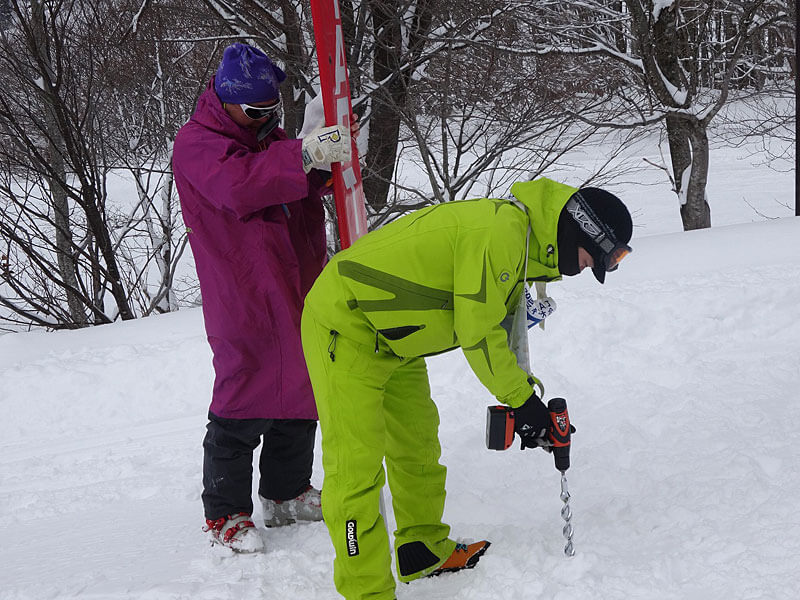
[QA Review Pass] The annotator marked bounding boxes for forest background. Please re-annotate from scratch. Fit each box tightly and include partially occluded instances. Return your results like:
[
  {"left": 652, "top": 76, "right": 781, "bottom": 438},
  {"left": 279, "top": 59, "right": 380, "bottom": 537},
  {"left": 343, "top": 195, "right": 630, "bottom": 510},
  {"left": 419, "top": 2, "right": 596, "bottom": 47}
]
[{"left": 0, "top": 0, "right": 795, "bottom": 331}]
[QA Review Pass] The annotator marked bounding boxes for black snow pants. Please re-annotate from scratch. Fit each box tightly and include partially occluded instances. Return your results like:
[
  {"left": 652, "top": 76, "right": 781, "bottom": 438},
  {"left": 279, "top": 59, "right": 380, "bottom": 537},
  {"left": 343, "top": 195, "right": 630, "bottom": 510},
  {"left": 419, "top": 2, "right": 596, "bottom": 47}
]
[{"left": 202, "top": 411, "right": 317, "bottom": 520}]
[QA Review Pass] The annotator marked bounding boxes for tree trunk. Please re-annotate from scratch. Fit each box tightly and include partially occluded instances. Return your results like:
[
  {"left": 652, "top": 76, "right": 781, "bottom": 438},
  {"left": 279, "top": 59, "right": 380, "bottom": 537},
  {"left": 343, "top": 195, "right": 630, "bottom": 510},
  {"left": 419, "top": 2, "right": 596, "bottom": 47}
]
[
  {"left": 31, "top": 0, "right": 87, "bottom": 327},
  {"left": 0, "top": 0, "right": 10, "bottom": 30},
  {"left": 30, "top": 0, "right": 135, "bottom": 323},
  {"left": 81, "top": 185, "right": 135, "bottom": 320},
  {"left": 280, "top": 0, "right": 305, "bottom": 138},
  {"left": 89, "top": 235, "right": 104, "bottom": 323},
  {"left": 650, "top": 2, "right": 710, "bottom": 230},
  {"left": 611, "top": 1, "right": 626, "bottom": 53},
  {"left": 340, "top": 0, "right": 363, "bottom": 95},
  {"left": 785, "top": 0, "right": 799, "bottom": 217},
  {"left": 666, "top": 114, "right": 691, "bottom": 188},
  {"left": 158, "top": 169, "right": 178, "bottom": 312},
  {"left": 363, "top": 0, "right": 405, "bottom": 213},
  {"left": 668, "top": 117, "right": 711, "bottom": 230}
]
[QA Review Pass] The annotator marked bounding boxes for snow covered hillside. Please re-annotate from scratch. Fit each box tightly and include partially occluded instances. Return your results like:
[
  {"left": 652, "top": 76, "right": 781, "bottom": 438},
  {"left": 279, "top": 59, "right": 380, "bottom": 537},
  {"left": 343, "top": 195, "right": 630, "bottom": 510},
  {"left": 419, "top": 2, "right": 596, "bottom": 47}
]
[{"left": 1, "top": 212, "right": 799, "bottom": 599}]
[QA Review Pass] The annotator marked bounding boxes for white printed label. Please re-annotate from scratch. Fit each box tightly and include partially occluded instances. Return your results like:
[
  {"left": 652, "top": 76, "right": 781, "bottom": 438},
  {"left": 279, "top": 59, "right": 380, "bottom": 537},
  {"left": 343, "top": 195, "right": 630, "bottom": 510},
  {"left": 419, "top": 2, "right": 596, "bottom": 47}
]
[{"left": 525, "top": 288, "right": 557, "bottom": 329}]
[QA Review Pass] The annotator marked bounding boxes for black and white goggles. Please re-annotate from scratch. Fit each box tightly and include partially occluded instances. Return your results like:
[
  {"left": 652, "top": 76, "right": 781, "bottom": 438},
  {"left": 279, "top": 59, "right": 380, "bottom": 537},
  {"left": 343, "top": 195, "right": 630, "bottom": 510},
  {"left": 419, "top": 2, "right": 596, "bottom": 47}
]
[{"left": 565, "top": 192, "right": 632, "bottom": 272}]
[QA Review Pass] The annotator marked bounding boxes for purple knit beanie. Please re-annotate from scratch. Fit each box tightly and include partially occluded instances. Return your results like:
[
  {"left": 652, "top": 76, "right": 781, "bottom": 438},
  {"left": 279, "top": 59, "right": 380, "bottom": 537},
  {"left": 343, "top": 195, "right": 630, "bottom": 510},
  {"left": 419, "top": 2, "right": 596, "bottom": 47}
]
[{"left": 214, "top": 43, "right": 287, "bottom": 104}]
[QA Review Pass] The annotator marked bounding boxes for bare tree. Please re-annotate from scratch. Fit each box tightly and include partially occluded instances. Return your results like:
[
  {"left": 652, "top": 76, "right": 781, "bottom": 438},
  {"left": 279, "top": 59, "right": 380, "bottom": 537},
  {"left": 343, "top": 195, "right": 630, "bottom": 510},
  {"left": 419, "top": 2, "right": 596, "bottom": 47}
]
[
  {"left": 395, "top": 44, "right": 586, "bottom": 208},
  {"left": 108, "top": 1, "right": 220, "bottom": 315},
  {"left": 366, "top": 3, "right": 648, "bottom": 225},
  {"left": 506, "top": 0, "right": 793, "bottom": 230},
  {"left": 30, "top": 0, "right": 86, "bottom": 325},
  {"left": 0, "top": 0, "right": 211, "bottom": 329},
  {"left": 0, "top": 0, "right": 138, "bottom": 327},
  {"left": 1, "top": 0, "right": 793, "bottom": 332}
]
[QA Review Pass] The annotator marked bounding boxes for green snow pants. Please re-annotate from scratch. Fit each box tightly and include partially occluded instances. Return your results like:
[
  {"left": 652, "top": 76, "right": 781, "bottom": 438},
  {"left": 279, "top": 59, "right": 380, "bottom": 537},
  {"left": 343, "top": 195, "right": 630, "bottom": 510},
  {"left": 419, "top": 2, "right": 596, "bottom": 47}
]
[{"left": 301, "top": 310, "right": 457, "bottom": 600}]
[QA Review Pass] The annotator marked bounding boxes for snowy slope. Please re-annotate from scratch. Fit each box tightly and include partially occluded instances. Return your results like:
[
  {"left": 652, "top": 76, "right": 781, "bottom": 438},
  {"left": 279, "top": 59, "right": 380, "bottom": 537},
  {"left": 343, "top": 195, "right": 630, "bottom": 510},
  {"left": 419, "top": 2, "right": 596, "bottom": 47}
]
[{"left": 1, "top": 215, "right": 799, "bottom": 600}]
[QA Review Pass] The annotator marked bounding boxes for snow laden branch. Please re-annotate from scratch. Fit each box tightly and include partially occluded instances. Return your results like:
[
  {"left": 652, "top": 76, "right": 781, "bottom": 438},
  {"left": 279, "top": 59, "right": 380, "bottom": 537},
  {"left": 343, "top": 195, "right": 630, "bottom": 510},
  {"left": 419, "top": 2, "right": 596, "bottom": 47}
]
[{"left": 453, "top": 0, "right": 790, "bottom": 231}]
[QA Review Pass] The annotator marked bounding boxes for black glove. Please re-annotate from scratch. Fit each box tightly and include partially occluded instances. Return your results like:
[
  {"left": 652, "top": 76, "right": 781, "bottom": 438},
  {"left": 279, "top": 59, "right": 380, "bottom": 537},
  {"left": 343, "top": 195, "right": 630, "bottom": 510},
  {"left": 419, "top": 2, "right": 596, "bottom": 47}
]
[{"left": 512, "top": 392, "right": 551, "bottom": 449}]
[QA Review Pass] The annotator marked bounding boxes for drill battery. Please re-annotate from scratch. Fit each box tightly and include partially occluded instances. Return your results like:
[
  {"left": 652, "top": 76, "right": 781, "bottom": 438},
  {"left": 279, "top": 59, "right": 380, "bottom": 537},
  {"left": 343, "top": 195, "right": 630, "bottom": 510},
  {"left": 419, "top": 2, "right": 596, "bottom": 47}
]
[{"left": 485, "top": 398, "right": 573, "bottom": 471}]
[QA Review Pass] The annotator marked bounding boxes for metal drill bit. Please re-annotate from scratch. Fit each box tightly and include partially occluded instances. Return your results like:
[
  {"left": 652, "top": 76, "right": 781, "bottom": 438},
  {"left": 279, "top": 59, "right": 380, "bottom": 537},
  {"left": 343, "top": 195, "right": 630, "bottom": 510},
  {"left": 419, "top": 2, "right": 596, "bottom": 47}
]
[{"left": 559, "top": 471, "right": 575, "bottom": 557}]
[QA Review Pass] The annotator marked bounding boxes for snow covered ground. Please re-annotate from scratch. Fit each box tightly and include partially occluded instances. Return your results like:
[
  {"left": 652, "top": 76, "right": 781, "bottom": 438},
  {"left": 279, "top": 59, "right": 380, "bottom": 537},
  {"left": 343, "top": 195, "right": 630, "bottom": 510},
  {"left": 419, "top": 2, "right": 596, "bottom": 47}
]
[{"left": 1, "top": 134, "right": 798, "bottom": 599}]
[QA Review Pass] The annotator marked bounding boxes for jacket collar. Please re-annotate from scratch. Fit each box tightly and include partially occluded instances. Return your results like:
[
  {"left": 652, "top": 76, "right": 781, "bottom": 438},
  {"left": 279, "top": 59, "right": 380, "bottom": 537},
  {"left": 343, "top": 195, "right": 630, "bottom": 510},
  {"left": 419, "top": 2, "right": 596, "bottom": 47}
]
[{"left": 190, "top": 79, "right": 286, "bottom": 149}]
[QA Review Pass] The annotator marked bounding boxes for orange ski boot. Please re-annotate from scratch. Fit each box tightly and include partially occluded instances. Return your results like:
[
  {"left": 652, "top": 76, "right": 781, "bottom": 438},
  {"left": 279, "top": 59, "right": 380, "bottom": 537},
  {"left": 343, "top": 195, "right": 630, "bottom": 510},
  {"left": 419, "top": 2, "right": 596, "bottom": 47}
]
[{"left": 429, "top": 541, "right": 491, "bottom": 576}]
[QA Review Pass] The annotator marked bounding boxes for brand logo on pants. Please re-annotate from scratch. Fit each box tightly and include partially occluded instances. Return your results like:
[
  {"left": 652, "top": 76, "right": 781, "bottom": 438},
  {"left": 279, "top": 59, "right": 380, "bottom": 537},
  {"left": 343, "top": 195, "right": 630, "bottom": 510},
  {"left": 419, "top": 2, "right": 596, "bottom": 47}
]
[{"left": 345, "top": 520, "right": 359, "bottom": 556}]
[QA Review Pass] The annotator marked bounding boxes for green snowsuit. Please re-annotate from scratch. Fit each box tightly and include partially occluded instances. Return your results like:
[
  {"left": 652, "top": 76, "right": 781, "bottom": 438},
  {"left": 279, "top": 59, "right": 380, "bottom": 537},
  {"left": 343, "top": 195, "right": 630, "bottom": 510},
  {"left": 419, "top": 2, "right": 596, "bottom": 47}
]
[{"left": 301, "top": 178, "right": 577, "bottom": 600}]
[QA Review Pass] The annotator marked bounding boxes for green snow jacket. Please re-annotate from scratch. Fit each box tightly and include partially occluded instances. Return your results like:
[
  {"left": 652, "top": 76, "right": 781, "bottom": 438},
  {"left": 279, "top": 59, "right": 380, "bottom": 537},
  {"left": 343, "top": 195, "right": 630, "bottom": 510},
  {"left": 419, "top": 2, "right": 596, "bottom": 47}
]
[{"left": 303, "top": 177, "right": 578, "bottom": 408}]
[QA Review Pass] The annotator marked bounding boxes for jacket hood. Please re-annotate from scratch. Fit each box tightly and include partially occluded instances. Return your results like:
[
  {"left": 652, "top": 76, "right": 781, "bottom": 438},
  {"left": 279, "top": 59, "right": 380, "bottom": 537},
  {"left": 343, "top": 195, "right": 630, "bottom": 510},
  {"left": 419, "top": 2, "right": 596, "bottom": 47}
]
[
  {"left": 188, "top": 79, "right": 283, "bottom": 149},
  {"left": 509, "top": 178, "right": 578, "bottom": 279}
]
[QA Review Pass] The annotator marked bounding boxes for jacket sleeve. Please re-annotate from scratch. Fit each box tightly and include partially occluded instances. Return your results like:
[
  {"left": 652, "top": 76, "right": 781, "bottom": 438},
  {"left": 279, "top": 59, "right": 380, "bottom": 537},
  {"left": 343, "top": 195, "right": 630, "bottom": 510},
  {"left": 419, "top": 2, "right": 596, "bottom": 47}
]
[
  {"left": 307, "top": 168, "right": 335, "bottom": 198},
  {"left": 453, "top": 211, "right": 533, "bottom": 408},
  {"left": 173, "top": 128, "right": 310, "bottom": 220}
]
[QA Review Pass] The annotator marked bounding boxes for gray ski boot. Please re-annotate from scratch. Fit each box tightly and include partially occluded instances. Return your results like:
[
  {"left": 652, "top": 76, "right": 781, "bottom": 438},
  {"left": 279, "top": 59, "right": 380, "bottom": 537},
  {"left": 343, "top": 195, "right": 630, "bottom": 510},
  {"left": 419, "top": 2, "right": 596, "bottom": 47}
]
[{"left": 260, "top": 485, "right": 322, "bottom": 527}]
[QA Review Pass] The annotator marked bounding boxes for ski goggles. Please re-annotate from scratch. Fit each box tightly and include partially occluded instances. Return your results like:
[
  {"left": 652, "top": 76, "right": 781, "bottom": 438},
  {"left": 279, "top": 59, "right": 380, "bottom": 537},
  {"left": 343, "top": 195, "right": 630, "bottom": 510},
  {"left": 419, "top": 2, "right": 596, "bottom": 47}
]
[
  {"left": 565, "top": 192, "right": 632, "bottom": 273},
  {"left": 239, "top": 99, "right": 281, "bottom": 120},
  {"left": 602, "top": 243, "right": 631, "bottom": 272}
]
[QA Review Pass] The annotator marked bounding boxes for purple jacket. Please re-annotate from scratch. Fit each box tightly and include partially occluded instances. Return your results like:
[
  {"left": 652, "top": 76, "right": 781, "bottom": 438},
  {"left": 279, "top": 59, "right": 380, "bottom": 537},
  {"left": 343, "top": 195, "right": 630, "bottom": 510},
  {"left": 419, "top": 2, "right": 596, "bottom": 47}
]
[{"left": 173, "top": 81, "right": 328, "bottom": 420}]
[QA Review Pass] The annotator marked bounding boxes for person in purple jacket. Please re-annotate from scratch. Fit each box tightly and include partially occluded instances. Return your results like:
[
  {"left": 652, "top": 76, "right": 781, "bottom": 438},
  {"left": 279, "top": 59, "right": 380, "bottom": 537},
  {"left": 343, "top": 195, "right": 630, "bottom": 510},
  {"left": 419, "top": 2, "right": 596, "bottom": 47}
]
[{"left": 173, "top": 42, "right": 354, "bottom": 553}]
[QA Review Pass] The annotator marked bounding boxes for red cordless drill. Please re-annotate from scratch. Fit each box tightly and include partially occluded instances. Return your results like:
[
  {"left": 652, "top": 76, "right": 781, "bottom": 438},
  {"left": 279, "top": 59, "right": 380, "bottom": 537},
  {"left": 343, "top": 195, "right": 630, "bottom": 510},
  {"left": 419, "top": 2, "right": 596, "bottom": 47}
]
[
  {"left": 486, "top": 397, "right": 572, "bottom": 472},
  {"left": 486, "top": 397, "right": 576, "bottom": 556}
]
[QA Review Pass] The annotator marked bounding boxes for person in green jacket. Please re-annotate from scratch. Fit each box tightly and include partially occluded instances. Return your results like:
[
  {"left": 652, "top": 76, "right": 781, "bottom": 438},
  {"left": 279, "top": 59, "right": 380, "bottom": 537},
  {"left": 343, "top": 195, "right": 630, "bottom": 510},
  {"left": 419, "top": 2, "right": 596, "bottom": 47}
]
[{"left": 301, "top": 177, "right": 633, "bottom": 600}]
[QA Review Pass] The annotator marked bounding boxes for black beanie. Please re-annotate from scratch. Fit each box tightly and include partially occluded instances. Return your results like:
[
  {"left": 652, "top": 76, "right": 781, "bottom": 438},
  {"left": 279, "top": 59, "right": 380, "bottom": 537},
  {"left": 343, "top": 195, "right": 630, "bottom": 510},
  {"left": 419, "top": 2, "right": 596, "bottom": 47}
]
[{"left": 557, "top": 187, "right": 632, "bottom": 283}]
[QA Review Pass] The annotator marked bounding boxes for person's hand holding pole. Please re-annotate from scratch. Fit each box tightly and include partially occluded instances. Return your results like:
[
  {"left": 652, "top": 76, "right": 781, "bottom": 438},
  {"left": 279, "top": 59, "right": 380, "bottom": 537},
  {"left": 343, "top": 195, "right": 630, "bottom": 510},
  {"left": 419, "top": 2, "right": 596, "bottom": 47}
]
[{"left": 302, "top": 125, "right": 351, "bottom": 173}]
